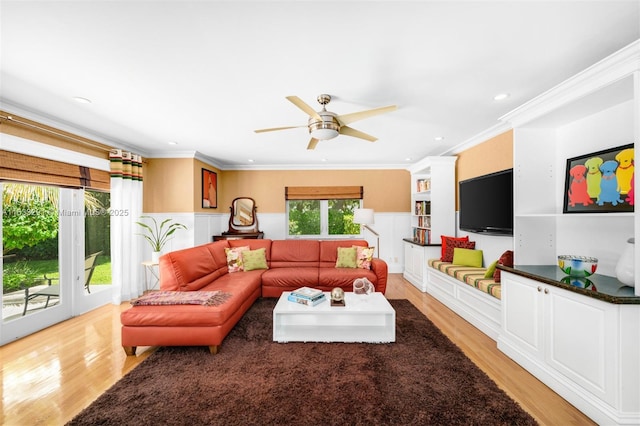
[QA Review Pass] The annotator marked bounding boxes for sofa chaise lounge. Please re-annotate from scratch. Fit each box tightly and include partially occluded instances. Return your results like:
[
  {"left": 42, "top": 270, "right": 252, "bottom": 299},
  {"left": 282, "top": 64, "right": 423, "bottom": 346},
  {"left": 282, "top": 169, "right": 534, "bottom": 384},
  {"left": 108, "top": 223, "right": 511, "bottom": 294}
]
[{"left": 121, "top": 238, "right": 387, "bottom": 355}]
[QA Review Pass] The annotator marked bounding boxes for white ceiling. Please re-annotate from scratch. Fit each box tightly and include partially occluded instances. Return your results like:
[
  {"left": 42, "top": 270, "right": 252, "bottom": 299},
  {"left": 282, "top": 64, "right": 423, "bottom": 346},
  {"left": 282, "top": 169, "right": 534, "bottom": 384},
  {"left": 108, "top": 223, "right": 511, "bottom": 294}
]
[{"left": 1, "top": 1, "right": 639, "bottom": 170}]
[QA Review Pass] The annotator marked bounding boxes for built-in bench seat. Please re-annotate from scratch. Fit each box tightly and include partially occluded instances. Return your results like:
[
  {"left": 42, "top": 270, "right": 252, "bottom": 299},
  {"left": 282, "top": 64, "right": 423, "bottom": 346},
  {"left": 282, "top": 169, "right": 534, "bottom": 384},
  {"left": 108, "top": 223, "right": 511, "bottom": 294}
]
[
  {"left": 426, "top": 258, "right": 502, "bottom": 340},
  {"left": 427, "top": 259, "right": 501, "bottom": 299}
]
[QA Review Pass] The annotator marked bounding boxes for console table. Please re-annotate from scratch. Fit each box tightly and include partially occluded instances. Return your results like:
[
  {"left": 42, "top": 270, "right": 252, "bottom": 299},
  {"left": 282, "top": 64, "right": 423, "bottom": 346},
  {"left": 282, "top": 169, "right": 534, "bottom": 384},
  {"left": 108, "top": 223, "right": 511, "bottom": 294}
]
[
  {"left": 212, "top": 231, "right": 264, "bottom": 241},
  {"left": 498, "top": 265, "right": 639, "bottom": 425}
]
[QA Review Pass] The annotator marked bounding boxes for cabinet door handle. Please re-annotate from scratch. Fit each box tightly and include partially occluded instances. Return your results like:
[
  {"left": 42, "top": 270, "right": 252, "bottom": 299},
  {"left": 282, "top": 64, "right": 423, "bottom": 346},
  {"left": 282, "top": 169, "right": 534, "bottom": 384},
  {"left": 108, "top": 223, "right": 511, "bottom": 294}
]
[
  {"left": 537, "top": 286, "right": 542, "bottom": 292},
  {"left": 544, "top": 288, "right": 549, "bottom": 294}
]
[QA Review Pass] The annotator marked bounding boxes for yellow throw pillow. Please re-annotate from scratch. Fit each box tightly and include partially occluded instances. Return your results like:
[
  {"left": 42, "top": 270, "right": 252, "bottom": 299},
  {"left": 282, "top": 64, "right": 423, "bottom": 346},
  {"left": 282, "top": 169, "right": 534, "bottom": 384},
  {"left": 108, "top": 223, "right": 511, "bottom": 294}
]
[
  {"left": 242, "top": 248, "right": 268, "bottom": 271},
  {"left": 452, "top": 248, "right": 483, "bottom": 268},
  {"left": 335, "top": 247, "right": 357, "bottom": 268},
  {"left": 484, "top": 260, "right": 498, "bottom": 278}
]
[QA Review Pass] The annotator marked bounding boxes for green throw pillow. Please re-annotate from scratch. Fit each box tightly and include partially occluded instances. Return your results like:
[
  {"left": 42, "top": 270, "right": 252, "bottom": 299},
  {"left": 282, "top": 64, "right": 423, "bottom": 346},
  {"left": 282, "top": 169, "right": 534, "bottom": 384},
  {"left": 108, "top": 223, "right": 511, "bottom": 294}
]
[
  {"left": 242, "top": 248, "right": 268, "bottom": 271},
  {"left": 452, "top": 248, "right": 483, "bottom": 268},
  {"left": 335, "top": 247, "right": 357, "bottom": 268},
  {"left": 484, "top": 260, "right": 498, "bottom": 278}
]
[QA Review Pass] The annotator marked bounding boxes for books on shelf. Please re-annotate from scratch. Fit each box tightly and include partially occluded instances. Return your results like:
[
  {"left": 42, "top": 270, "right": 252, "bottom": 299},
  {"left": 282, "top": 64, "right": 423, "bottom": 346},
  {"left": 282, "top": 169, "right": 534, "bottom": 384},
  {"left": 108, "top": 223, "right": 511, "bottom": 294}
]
[
  {"left": 287, "top": 292, "right": 327, "bottom": 306},
  {"left": 414, "top": 200, "right": 431, "bottom": 215},
  {"left": 291, "top": 286, "right": 323, "bottom": 299},
  {"left": 417, "top": 216, "right": 431, "bottom": 228},
  {"left": 416, "top": 179, "right": 431, "bottom": 192},
  {"left": 412, "top": 228, "right": 431, "bottom": 245}
]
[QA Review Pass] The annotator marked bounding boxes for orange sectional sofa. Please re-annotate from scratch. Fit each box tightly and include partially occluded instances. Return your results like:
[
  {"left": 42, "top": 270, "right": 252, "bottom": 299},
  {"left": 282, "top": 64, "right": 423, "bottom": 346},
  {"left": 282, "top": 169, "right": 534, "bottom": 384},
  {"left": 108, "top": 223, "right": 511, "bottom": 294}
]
[{"left": 121, "top": 238, "right": 387, "bottom": 355}]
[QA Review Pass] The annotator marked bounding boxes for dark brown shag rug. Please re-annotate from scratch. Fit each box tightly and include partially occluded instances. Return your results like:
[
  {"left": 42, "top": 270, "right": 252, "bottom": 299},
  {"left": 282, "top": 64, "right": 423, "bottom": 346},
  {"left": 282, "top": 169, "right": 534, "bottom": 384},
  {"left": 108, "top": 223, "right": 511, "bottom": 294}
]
[{"left": 68, "top": 299, "right": 536, "bottom": 426}]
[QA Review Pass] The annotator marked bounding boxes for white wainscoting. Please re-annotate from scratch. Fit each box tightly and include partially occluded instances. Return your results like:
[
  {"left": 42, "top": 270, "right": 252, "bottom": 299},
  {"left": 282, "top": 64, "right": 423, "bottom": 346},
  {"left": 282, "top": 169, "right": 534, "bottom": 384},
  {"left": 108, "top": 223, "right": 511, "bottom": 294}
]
[{"left": 147, "top": 212, "right": 410, "bottom": 273}]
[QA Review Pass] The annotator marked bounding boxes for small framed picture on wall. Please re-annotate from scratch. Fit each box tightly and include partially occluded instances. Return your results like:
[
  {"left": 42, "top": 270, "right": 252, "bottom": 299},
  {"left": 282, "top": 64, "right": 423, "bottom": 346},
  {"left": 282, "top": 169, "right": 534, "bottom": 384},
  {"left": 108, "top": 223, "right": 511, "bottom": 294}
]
[
  {"left": 563, "top": 143, "right": 634, "bottom": 213},
  {"left": 202, "top": 168, "right": 217, "bottom": 208}
]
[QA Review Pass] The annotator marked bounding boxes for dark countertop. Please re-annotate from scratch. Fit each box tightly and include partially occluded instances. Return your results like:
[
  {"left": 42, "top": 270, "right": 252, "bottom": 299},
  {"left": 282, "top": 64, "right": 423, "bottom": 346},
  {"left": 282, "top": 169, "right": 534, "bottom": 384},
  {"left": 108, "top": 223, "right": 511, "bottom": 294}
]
[
  {"left": 402, "top": 238, "right": 442, "bottom": 247},
  {"left": 498, "top": 264, "right": 640, "bottom": 305}
]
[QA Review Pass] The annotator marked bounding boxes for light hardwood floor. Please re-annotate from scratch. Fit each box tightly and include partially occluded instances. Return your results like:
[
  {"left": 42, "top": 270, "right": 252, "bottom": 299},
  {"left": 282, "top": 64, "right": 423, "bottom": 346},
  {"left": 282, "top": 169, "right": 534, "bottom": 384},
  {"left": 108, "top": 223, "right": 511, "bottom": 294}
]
[{"left": 1, "top": 274, "right": 594, "bottom": 426}]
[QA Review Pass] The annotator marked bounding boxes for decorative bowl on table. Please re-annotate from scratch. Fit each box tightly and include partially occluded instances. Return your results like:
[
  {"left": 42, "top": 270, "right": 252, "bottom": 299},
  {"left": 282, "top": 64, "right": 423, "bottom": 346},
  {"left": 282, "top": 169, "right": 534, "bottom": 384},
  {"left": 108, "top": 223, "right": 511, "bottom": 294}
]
[{"left": 557, "top": 255, "right": 598, "bottom": 277}]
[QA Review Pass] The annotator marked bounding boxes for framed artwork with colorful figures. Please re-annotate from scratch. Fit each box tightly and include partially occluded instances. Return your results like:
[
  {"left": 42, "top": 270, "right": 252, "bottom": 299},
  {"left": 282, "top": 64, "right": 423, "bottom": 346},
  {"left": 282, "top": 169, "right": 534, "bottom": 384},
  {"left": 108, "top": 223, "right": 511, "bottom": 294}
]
[{"left": 563, "top": 143, "right": 634, "bottom": 213}]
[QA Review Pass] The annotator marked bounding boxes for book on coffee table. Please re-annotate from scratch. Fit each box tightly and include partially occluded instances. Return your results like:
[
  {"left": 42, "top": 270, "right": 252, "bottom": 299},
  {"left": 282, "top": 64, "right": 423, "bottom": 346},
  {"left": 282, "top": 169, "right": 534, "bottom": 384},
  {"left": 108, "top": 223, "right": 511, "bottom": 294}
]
[
  {"left": 291, "top": 286, "right": 323, "bottom": 300},
  {"left": 287, "top": 292, "right": 327, "bottom": 306}
]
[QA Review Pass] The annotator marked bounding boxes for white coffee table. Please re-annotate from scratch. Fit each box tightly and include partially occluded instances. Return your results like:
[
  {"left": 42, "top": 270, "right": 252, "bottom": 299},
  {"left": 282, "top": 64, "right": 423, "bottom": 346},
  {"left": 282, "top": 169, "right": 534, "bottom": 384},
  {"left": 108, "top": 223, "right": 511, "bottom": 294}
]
[{"left": 273, "top": 292, "right": 395, "bottom": 343}]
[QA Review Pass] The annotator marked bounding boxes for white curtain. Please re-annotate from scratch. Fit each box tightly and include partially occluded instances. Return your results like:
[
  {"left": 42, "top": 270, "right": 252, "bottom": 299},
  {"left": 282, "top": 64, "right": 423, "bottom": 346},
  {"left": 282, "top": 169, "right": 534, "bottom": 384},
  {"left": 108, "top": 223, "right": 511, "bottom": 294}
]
[{"left": 109, "top": 149, "right": 144, "bottom": 303}]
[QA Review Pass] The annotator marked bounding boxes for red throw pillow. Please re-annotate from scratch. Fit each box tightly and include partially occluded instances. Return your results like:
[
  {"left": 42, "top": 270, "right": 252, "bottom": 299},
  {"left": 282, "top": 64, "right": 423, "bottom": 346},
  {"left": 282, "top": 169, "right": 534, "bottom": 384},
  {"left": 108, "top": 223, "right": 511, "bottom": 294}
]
[
  {"left": 493, "top": 250, "right": 514, "bottom": 283},
  {"left": 440, "top": 235, "right": 469, "bottom": 261},
  {"left": 442, "top": 240, "right": 476, "bottom": 263}
]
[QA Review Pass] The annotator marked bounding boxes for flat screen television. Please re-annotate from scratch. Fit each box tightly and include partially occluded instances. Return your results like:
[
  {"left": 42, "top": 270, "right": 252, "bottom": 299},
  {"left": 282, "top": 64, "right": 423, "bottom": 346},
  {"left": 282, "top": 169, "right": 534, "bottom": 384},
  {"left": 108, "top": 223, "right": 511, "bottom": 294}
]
[{"left": 458, "top": 169, "right": 513, "bottom": 236}]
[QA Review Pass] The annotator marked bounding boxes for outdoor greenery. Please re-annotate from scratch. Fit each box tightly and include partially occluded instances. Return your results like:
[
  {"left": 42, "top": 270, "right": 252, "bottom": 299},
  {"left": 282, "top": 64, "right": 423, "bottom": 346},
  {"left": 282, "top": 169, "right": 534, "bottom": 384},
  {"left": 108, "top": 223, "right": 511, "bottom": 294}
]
[
  {"left": 2, "top": 184, "right": 106, "bottom": 257},
  {"left": 3, "top": 195, "right": 59, "bottom": 255},
  {"left": 328, "top": 200, "right": 360, "bottom": 235},
  {"left": 288, "top": 199, "right": 360, "bottom": 235},
  {"left": 3, "top": 183, "right": 112, "bottom": 294},
  {"left": 288, "top": 200, "right": 321, "bottom": 235},
  {"left": 2, "top": 256, "right": 112, "bottom": 294}
]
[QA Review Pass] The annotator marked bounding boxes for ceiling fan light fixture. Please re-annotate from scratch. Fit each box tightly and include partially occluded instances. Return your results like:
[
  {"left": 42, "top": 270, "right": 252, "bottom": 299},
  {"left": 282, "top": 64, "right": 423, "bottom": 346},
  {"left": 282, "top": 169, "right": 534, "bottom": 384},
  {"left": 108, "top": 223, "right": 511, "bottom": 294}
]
[{"left": 308, "top": 117, "right": 340, "bottom": 140}]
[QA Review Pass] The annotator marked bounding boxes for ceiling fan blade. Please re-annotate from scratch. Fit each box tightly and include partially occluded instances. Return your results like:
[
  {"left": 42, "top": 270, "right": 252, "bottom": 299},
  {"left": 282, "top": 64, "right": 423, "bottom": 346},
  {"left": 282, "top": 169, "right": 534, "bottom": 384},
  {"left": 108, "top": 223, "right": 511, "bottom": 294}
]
[
  {"left": 337, "top": 105, "right": 397, "bottom": 126},
  {"left": 286, "top": 96, "right": 322, "bottom": 121},
  {"left": 307, "top": 138, "right": 319, "bottom": 150},
  {"left": 339, "top": 126, "right": 377, "bottom": 142},
  {"left": 254, "top": 125, "right": 306, "bottom": 133}
]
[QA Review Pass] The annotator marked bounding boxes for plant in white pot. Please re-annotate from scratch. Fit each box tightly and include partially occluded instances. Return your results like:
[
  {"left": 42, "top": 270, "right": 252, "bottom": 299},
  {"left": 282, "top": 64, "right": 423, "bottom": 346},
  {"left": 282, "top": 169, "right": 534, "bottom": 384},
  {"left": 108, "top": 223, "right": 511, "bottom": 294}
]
[{"left": 136, "top": 216, "right": 187, "bottom": 262}]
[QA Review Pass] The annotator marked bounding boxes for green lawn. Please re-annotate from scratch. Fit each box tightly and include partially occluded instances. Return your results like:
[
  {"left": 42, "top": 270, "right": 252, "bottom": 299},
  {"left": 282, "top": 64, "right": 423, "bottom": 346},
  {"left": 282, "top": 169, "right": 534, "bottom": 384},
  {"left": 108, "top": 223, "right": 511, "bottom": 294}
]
[{"left": 3, "top": 256, "right": 111, "bottom": 293}]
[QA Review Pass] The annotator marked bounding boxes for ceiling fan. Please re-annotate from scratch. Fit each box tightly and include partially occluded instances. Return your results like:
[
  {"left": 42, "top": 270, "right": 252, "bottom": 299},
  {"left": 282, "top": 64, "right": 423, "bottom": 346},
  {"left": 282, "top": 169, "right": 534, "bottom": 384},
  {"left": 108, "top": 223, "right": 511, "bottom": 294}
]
[{"left": 254, "top": 94, "right": 397, "bottom": 150}]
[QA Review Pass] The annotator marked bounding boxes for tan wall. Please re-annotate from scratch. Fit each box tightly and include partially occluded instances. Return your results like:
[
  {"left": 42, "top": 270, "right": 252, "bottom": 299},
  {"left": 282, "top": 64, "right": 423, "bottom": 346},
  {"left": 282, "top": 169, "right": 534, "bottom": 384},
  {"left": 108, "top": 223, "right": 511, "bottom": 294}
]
[
  {"left": 220, "top": 169, "right": 411, "bottom": 213},
  {"left": 455, "top": 130, "right": 513, "bottom": 209},
  {"left": 456, "top": 130, "right": 513, "bottom": 181},
  {"left": 143, "top": 132, "right": 513, "bottom": 215},
  {"left": 142, "top": 162, "right": 410, "bottom": 213},
  {"left": 143, "top": 158, "right": 195, "bottom": 213}
]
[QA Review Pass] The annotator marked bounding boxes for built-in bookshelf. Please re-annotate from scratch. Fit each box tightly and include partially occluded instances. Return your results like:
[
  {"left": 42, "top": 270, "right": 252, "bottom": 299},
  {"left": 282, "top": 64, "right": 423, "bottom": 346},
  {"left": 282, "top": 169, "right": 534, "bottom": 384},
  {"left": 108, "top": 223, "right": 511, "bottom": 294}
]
[
  {"left": 412, "top": 199, "right": 431, "bottom": 244},
  {"left": 404, "top": 156, "right": 457, "bottom": 290},
  {"left": 408, "top": 157, "right": 456, "bottom": 246}
]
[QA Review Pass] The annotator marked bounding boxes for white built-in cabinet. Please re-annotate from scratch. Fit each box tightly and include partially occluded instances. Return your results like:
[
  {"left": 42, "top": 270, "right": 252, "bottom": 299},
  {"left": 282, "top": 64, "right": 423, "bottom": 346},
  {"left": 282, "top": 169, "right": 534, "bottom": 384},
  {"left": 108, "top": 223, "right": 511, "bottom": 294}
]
[
  {"left": 498, "top": 40, "right": 639, "bottom": 425},
  {"left": 403, "top": 156, "right": 457, "bottom": 291},
  {"left": 500, "top": 271, "right": 639, "bottom": 425}
]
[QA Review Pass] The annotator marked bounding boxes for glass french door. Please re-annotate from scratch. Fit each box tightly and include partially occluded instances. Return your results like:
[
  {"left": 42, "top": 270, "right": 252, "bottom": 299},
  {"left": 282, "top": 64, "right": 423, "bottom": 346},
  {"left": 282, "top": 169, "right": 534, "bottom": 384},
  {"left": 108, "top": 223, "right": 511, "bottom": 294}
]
[{"left": 0, "top": 184, "right": 79, "bottom": 344}]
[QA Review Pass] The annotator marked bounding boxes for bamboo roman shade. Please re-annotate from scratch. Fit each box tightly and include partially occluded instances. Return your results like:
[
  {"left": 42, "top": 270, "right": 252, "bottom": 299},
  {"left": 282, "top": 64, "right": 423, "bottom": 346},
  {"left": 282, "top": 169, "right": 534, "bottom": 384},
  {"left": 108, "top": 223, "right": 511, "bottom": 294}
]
[
  {"left": 0, "top": 150, "right": 110, "bottom": 190},
  {"left": 285, "top": 186, "right": 363, "bottom": 200},
  {"left": 1, "top": 111, "right": 112, "bottom": 190}
]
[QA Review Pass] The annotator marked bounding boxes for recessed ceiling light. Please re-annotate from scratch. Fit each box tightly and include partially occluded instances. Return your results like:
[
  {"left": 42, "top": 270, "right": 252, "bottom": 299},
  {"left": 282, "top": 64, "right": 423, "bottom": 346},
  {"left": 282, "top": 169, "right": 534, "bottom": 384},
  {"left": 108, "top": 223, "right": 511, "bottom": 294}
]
[
  {"left": 321, "top": 158, "right": 327, "bottom": 162},
  {"left": 493, "top": 93, "right": 510, "bottom": 101},
  {"left": 405, "top": 157, "right": 412, "bottom": 161},
  {"left": 73, "top": 96, "right": 92, "bottom": 104},
  {"left": 434, "top": 136, "right": 444, "bottom": 141},
  {"left": 168, "top": 141, "right": 178, "bottom": 145},
  {"left": 248, "top": 159, "right": 254, "bottom": 163}
]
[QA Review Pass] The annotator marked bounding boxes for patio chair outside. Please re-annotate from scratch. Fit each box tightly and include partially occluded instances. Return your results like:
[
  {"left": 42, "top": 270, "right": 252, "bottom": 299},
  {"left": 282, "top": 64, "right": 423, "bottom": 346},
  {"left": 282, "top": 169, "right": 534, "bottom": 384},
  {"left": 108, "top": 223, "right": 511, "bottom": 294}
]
[{"left": 22, "top": 251, "right": 102, "bottom": 316}]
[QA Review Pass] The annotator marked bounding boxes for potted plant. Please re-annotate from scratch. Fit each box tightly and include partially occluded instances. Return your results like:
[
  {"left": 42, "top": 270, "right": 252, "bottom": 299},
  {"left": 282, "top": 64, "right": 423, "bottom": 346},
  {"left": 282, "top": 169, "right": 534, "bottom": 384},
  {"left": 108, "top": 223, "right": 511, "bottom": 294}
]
[{"left": 136, "top": 216, "right": 187, "bottom": 262}]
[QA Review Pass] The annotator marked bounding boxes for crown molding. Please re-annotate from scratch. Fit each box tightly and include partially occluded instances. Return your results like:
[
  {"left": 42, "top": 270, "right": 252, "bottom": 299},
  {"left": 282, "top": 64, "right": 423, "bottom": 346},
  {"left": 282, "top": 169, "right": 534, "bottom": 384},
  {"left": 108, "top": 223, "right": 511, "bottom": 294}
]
[
  {"left": 146, "top": 150, "right": 224, "bottom": 170},
  {"left": 446, "top": 121, "right": 513, "bottom": 156},
  {"left": 499, "top": 39, "right": 640, "bottom": 128},
  {"left": 221, "top": 162, "right": 412, "bottom": 171}
]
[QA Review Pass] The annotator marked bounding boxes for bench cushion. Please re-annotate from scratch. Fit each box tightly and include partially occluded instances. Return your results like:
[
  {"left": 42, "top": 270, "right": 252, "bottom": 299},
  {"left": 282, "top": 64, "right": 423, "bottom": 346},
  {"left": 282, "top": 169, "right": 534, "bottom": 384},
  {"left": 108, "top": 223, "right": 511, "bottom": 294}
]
[{"left": 428, "top": 259, "right": 501, "bottom": 299}]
